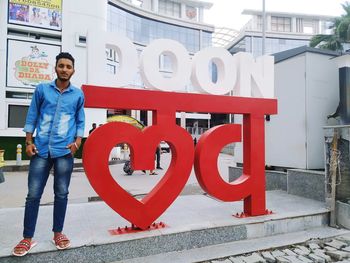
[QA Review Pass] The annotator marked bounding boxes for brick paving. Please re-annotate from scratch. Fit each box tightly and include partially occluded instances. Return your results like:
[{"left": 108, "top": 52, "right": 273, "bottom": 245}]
[{"left": 203, "top": 235, "right": 350, "bottom": 263}]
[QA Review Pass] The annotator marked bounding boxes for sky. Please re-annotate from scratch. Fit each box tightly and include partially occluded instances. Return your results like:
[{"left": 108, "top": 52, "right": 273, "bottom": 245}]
[{"left": 204, "top": 0, "right": 348, "bottom": 29}]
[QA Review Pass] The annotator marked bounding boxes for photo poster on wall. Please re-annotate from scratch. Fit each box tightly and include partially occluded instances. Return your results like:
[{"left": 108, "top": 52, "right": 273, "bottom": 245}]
[
  {"left": 7, "top": 39, "right": 60, "bottom": 89},
  {"left": 8, "top": 0, "right": 62, "bottom": 30}
]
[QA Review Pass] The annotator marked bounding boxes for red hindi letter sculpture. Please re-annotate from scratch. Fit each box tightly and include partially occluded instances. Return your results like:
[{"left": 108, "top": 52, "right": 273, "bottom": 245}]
[{"left": 82, "top": 85, "right": 277, "bottom": 229}]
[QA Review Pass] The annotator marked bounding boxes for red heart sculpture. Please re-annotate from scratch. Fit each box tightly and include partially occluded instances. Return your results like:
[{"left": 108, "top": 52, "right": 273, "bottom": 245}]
[{"left": 83, "top": 122, "right": 194, "bottom": 229}]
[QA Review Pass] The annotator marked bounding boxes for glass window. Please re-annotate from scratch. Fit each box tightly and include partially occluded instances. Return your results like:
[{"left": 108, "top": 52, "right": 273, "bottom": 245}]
[
  {"left": 249, "top": 37, "right": 310, "bottom": 57},
  {"left": 105, "top": 48, "right": 119, "bottom": 75},
  {"left": 159, "top": 54, "right": 173, "bottom": 73},
  {"left": 159, "top": 0, "right": 181, "bottom": 18},
  {"left": 8, "top": 105, "right": 29, "bottom": 128},
  {"left": 228, "top": 37, "right": 248, "bottom": 54},
  {"left": 271, "top": 16, "right": 291, "bottom": 32},
  {"left": 107, "top": 3, "right": 211, "bottom": 53},
  {"left": 6, "top": 91, "right": 33, "bottom": 99}
]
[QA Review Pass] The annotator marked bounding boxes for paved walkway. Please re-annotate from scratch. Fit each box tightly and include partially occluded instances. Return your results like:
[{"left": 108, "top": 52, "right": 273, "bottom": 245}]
[
  {"left": 1, "top": 191, "right": 347, "bottom": 262},
  {"left": 1, "top": 153, "right": 350, "bottom": 262},
  {"left": 0, "top": 152, "right": 235, "bottom": 208}
]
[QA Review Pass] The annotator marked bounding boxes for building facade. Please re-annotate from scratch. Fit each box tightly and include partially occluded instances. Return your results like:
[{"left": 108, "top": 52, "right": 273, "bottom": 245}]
[
  {"left": 0, "top": 0, "right": 214, "bottom": 159},
  {"left": 233, "top": 46, "right": 340, "bottom": 169},
  {"left": 227, "top": 9, "right": 335, "bottom": 57}
]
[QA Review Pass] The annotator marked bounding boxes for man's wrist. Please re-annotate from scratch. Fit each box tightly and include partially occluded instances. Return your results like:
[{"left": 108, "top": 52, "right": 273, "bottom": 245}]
[{"left": 25, "top": 140, "right": 33, "bottom": 146}]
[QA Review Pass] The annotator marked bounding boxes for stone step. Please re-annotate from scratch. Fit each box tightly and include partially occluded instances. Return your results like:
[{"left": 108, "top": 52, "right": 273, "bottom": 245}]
[{"left": 121, "top": 228, "right": 350, "bottom": 263}]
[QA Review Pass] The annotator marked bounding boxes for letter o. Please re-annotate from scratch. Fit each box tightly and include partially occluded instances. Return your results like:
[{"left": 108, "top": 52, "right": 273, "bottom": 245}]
[
  {"left": 191, "top": 47, "right": 236, "bottom": 95},
  {"left": 139, "top": 39, "right": 191, "bottom": 92}
]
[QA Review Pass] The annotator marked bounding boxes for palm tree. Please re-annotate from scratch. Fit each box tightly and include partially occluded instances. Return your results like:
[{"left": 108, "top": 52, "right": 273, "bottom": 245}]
[{"left": 310, "top": 1, "right": 350, "bottom": 51}]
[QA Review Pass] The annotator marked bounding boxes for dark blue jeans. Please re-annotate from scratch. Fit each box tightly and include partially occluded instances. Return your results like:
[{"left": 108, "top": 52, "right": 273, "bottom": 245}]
[{"left": 23, "top": 154, "right": 73, "bottom": 238}]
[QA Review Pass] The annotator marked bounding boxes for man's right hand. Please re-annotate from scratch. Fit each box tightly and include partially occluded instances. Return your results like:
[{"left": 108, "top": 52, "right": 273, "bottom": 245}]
[{"left": 26, "top": 144, "right": 38, "bottom": 157}]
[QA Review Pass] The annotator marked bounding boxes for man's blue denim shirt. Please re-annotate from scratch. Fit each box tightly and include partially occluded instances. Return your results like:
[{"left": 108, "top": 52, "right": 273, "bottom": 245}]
[{"left": 23, "top": 81, "right": 85, "bottom": 158}]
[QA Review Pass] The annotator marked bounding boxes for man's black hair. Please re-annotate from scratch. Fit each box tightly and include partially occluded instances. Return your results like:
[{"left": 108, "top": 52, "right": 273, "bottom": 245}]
[{"left": 56, "top": 52, "right": 75, "bottom": 67}]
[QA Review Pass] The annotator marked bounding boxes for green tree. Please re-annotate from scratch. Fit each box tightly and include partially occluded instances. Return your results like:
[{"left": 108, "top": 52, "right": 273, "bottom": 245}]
[{"left": 310, "top": 1, "right": 350, "bottom": 51}]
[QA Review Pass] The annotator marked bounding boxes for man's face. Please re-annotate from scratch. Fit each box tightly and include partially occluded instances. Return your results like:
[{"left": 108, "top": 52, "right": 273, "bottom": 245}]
[{"left": 55, "top": 58, "right": 75, "bottom": 82}]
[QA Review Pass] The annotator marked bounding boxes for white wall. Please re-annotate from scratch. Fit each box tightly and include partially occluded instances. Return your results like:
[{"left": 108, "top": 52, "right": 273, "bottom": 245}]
[
  {"left": 234, "top": 51, "right": 339, "bottom": 170},
  {"left": 265, "top": 54, "right": 307, "bottom": 168},
  {"left": 305, "top": 52, "right": 338, "bottom": 169},
  {"left": 62, "top": 0, "right": 107, "bottom": 87},
  {"left": 61, "top": 0, "right": 108, "bottom": 137},
  {"left": 234, "top": 54, "right": 308, "bottom": 167},
  {"left": 0, "top": 0, "right": 7, "bottom": 132},
  {"left": 266, "top": 52, "right": 339, "bottom": 169}
]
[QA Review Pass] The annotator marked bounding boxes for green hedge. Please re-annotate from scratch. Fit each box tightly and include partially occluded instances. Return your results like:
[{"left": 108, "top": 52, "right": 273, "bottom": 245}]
[{"left": 0, "top": 137, "right": 86, "bottom": 160}]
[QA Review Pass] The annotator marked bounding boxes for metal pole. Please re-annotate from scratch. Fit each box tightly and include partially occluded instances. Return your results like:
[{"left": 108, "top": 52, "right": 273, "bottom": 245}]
[{"left": 262, "top": 0, "right": 266, "bottom": 55}]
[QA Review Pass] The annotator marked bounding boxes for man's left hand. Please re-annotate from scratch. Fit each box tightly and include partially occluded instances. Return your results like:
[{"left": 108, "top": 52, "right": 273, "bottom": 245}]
[{"left": 67, "top": 142, "right": 80, "bottom": 155}]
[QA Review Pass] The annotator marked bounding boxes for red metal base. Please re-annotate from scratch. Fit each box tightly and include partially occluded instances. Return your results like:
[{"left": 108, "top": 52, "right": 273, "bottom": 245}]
[
  {"left": 232, "top": 209, "right": 273, "bottom": 218},
  {"left": 108, "top": 222, "right": 167, "bottom": 235}
]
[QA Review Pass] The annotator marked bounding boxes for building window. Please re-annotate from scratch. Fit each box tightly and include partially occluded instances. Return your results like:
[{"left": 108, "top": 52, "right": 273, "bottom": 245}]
[
  {"left": 106, "top": 64, "right": 117, "bottom": 74},
  {"left": 106, "top": 48, "right": 119, "bottom": 75},
  {"left": 6, "top": 91, "right": 33, "bottom": 99},
  {"left": 8, "top": 105, "right": 29, "bottom": 128},
  {"left": 107, "top": 4, "right": 209, "bottom": 53},
  {"left": 158, "top": 0, "right": 181, "bottom": 18},
  {"left": 159, "top": 54, "right": 173, "bottom": 73},
  {"left": 302, "top": 19, "right": 317, "bottom": 34},
  {"left": 247, "top": 36, "right": 309, "bottom": 57},
  {"left": 271, "top": 16, "right": 291, "bottom": 32}
]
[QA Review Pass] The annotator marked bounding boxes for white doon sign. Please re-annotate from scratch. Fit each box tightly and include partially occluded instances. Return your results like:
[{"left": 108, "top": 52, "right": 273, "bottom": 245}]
[{"left": 87, "top": 30, "right": 274, "bottom": 98}]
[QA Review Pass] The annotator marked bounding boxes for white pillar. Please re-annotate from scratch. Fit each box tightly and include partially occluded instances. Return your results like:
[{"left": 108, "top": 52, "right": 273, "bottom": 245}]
[
  {"left": 0, "top": 0, "right": 8, "bottom": 131},
  {"left": 266, "top": 15, "right": 271, "bottom": 31},
  {"left": 152, "top": 0, "right": 158, "bottom": 12},
  {"left": 198, "top": 7, "right": 203, "bottom": 22},
  {"left": 181, "top": 3, "right": 186, "bottom": 19},
  {"left": 148, "top": 111, "right": 153, "bottom": 126},
  {"left": 131, "top": 110, "right": 135, "bottom": 119},
  {"left": 292, "top": 17, "right": 297, "bottom": 33},
  {"left": 262, "top": 0, "right": 266, "bottom": 55},
  {"left": 180, "top": 112, "right": 186, "bottom": 129}
]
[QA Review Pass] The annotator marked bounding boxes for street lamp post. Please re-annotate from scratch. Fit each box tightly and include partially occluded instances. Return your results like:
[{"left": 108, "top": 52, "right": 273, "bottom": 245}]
[{"left": 262, "top": 0, "right": 266, "bottom": 55}]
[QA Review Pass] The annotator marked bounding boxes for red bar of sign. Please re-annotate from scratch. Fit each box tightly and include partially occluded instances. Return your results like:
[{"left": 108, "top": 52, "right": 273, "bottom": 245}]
[{"left": 82, "top": 85, "right": 277, "bottom": 115}]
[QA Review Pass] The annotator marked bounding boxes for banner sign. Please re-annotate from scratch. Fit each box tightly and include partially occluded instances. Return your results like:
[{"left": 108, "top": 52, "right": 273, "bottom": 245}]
[
  {"left": 8, "top": 0, "right": 62, "bottom": 30},
  {"left": 7, "top": 39, "right": 59, "bottom": 89}
]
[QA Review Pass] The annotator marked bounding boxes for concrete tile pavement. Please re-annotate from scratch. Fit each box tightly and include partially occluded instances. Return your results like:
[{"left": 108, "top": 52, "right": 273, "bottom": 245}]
[
  {"left": 0, "top": 190, "right": 344, "bottom": 262},
  {"left": 0, "top": 152, "right": 236, "bottom": 208},
  {"left": 1, "top": 152, "right": 349, "bottom": 262}
]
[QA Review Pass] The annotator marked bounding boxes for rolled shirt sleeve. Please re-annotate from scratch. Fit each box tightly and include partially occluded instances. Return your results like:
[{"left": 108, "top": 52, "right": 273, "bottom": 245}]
[
  {"left": 23, "top": 85, "right": 42, "bottom": 134},
  {"left": 75, "top": 91, "right": 85, "bottom": 137}
]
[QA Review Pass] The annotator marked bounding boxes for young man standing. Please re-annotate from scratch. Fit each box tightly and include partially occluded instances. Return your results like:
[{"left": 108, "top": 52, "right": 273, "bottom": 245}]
[{"left": 13, "top": 52, "right": 85, "bottom": 257}]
